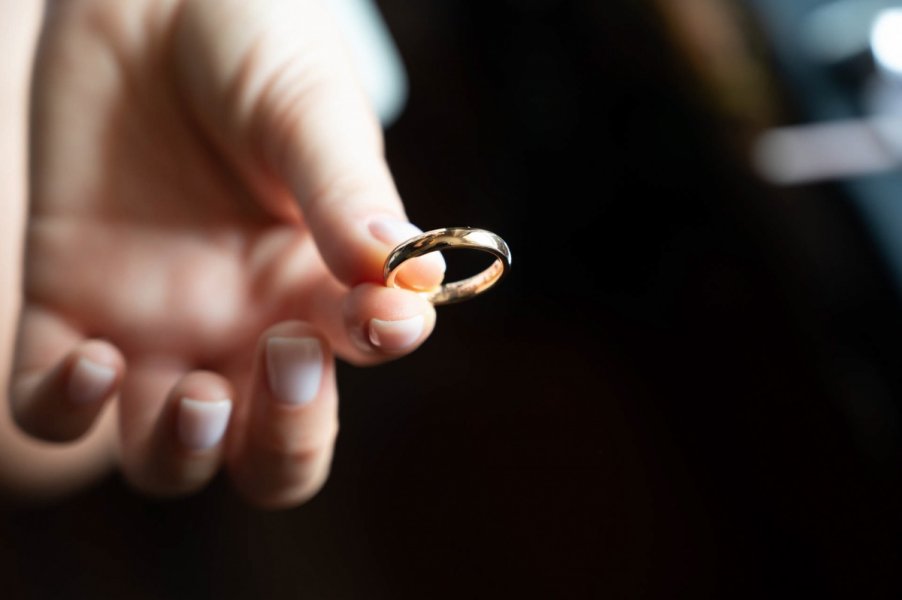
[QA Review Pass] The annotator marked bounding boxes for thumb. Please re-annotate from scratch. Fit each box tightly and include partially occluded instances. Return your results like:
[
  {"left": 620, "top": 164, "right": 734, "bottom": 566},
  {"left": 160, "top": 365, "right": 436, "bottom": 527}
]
[{"left": 174, "top": 0, "right": 444, "bottom": 289}]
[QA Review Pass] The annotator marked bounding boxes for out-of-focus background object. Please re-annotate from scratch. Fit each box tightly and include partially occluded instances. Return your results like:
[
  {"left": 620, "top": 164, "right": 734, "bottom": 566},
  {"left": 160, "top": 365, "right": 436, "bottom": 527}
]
[
  {"left": 742, "top": 0, "right": 902, "bottom": 293},
  {"left": 326, "top": 0, "right": 408, "bottom": 125},
  {"left": 3, "top": 0, "right": 902, "bottom": 598}
]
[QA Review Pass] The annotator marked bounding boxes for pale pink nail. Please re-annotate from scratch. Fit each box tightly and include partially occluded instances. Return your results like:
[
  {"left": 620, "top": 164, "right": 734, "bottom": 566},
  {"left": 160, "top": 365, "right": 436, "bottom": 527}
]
[
  {"left": 368, "top": 217, "right": 446, "bottom": 272},
  {"left": 68, "top": 358, "right": 116, "bottom": 405},
  {"left": 178, "top": 398, "right": 231, "bottom": 450},
  {"left": 368, "top": 315, "right": 425, "bottom": 351},
  {"left": 266, "top": 337, "right": 323, "bottom": 405}
]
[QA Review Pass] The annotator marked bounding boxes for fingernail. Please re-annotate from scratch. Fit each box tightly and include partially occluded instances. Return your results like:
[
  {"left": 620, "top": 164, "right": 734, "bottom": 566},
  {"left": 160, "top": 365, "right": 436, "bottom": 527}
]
[
  {"left": 68, "top": 357, "right": 117, "bottom": 405},
  {"left": 178, "top": 398, "right": 232, "bottom": 450},
  {"left": 266, "top": 337, "right": 323, "bottom": 406},
  {"left": 368, "top": 217, "right": 446, "bottom": 271},
  {"left": 368, "top": 315, "right": 425, "bottom": 351}
]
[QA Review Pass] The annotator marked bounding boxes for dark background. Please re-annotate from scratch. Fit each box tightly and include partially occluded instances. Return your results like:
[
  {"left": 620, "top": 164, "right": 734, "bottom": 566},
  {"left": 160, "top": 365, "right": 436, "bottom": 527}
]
[{"left": 3, "top": 0, "right": 902, "bottom": 597}]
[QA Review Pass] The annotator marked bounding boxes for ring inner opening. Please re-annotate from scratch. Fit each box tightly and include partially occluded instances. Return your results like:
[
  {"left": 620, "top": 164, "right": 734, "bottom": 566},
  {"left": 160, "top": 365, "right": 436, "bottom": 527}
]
[{"left": 441, "top": 248, "right": 497, "bottom": 283}]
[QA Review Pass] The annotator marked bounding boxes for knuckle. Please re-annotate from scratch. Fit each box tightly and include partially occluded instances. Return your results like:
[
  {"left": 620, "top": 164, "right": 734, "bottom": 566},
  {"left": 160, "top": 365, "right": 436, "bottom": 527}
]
[
  {"left": 252, "top": 419, "right": 339, "bottom": 463},
  {"left": 246, "top": 458, "right": 332, "bottom": 510},
  {"left": 121, "top": 452, "right": 218, "bottom": 499},
  {"left": 232, "top": 423, "right": 339, "bottom": 509}
]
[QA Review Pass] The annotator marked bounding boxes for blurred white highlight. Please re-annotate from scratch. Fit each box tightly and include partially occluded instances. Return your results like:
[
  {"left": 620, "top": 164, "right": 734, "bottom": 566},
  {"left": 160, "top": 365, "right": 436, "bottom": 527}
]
[
  {"left": 872, "top": 8, "right": 902, "bottom": 78},
  {"left": 326, "top": 0, "right": 409, "bottom": 126},
  {"left": 753, "top": 119, "right": 901, "bottom": 184}
]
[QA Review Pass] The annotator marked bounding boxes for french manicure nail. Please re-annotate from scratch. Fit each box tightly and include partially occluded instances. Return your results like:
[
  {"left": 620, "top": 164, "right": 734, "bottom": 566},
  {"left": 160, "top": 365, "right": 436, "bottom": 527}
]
[
  {"left": 368, "top": 217, "right": 446, "bottom": 271},
  {"left": 266, "top": 337, "right": 324, "bottom": 406},
  {"left": 178, "top": 398, "right": 232, "bottom": 450},
  {"left": 68, "top": 357, "right": 117, "bottom": 405},
  {"left": 368, "top": 315, "right": 425, "bottom": 351}
]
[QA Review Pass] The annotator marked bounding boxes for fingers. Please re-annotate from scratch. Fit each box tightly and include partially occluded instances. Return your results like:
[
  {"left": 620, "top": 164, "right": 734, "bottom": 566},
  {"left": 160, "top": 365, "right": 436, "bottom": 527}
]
[
  {"left": 229, "top": 321, "right": 338, "bottom": 509},
  {"left": 119, "top": 366, "right": 233, "bottom": 497},
  {"left": 272, "top": 50, "right": 446, "bottom": 290},
  {"left": 302, "top": 272, "right": 437, "bottom": 365},
  {"left": 11, "top": 340, "right": 123, "bottom": 442},
  {"left": 119, "top": 321, "right": 339, "bottom": 507},
  {"left": 15, "top": 340, "right": 246, "bottom": 500},
  {"left": 10, "top": 307, "right": 124, "bottom": 442},
  {"left": 340, "top": 284, "right": 437, "bottom": 365},
  {"left": 174, "top": 0, "right": 445, "bottom": 289}
]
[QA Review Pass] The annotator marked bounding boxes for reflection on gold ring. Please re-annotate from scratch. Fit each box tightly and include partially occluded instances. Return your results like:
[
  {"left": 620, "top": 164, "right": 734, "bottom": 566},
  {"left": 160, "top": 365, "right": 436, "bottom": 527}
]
[{"left": 383, "top": 227, "right": 512, "bottom": 305}]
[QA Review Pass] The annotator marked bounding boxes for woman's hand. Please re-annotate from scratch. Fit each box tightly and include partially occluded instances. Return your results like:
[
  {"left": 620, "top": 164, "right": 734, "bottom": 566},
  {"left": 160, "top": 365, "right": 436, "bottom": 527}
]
[{"left": 7, "top": 0, "right": 443, "bottom": 508}]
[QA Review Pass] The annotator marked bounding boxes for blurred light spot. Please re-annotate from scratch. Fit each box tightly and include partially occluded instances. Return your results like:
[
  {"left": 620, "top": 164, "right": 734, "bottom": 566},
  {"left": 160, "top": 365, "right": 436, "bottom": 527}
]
[
  {"left": 872, "top": 7, "right": 902, "bottom": 77},
  {"left": 752, "top": 119, "right": 899, "bottom": 184},
  {"left": 325, "top": 0, "right": 409, "bottom": 126}
]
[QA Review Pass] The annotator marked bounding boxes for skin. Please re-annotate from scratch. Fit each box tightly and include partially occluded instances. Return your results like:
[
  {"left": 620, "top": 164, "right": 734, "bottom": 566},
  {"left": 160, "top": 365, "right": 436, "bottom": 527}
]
[{"left": 0, "top": 0, "right": 443, "bottom": 508}]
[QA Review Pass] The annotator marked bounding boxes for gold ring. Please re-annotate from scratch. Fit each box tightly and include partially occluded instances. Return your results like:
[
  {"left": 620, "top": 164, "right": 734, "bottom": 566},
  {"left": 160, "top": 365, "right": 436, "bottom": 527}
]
[{"left": 383, "top": 227, "right": 512, "bottom": 305}]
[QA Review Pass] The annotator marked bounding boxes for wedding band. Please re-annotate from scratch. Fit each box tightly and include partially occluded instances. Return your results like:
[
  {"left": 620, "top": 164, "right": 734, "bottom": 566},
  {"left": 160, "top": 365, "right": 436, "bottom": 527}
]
[{"left": 383, "top": 227, "right": 512, "bottom": 305}]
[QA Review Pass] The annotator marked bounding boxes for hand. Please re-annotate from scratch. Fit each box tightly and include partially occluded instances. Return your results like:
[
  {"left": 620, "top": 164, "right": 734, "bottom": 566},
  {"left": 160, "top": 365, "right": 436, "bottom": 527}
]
[{"left": 8, "top": 0, "right": 444, "bottom": 508}]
